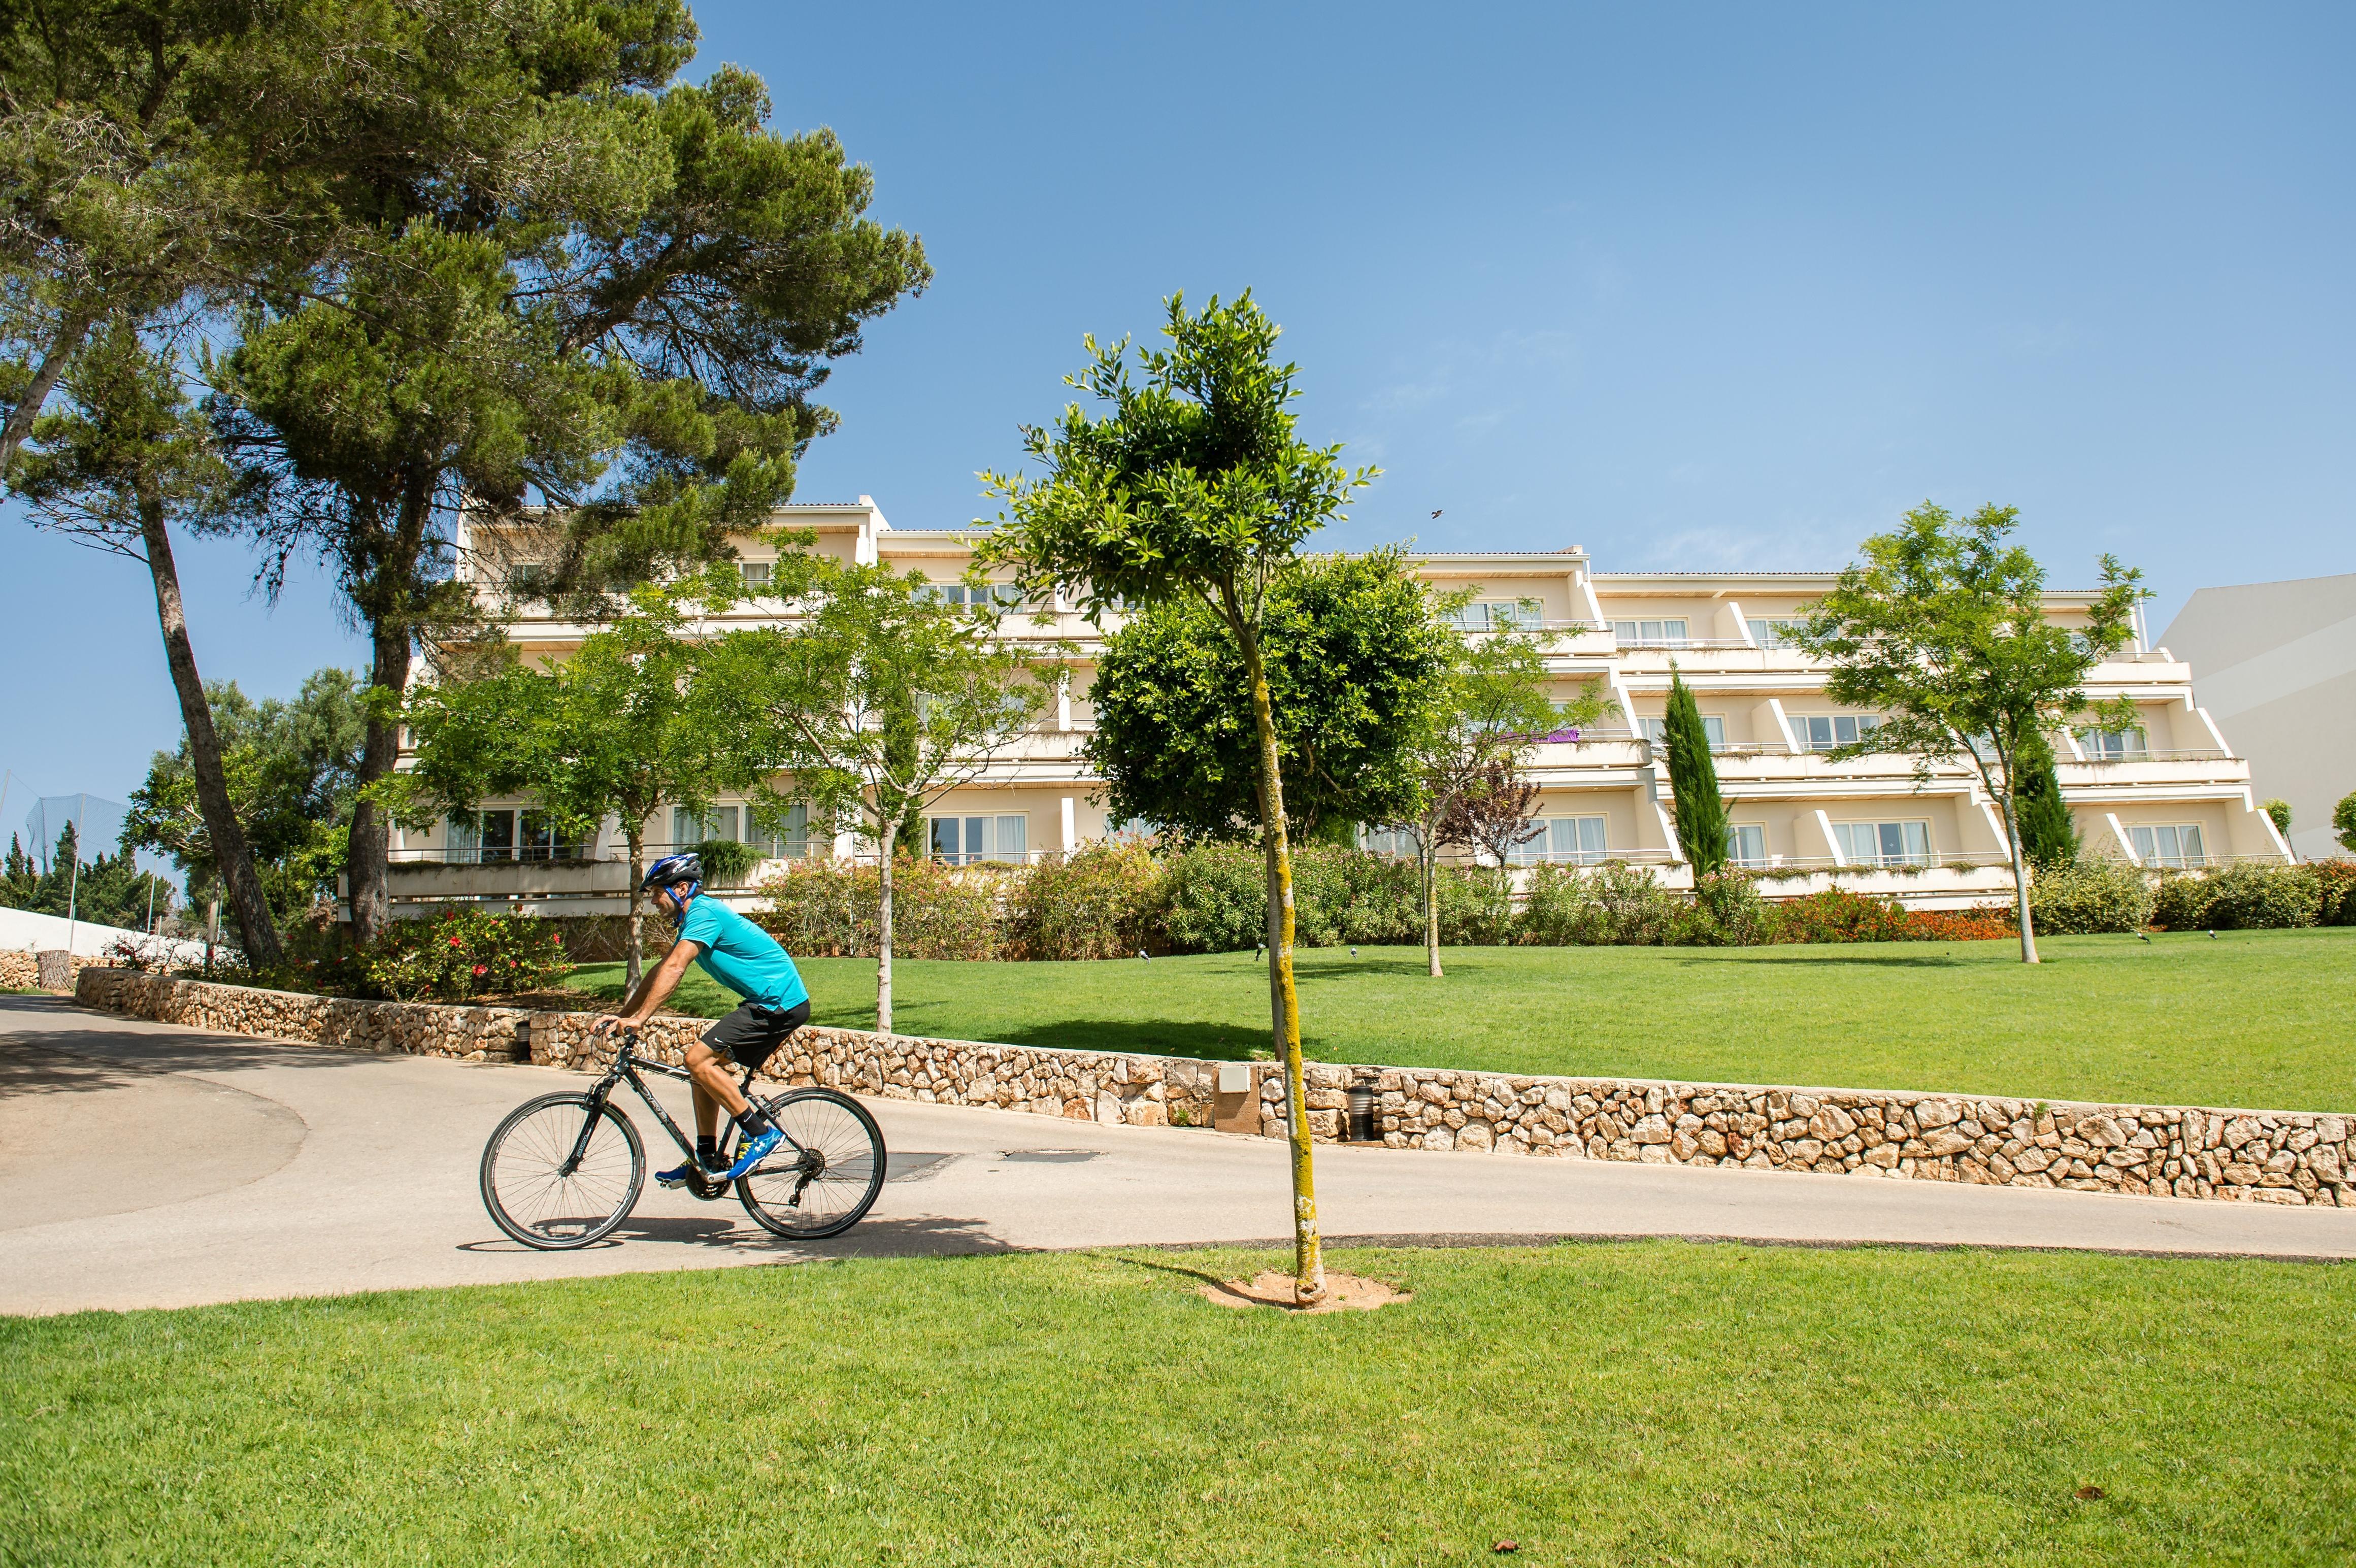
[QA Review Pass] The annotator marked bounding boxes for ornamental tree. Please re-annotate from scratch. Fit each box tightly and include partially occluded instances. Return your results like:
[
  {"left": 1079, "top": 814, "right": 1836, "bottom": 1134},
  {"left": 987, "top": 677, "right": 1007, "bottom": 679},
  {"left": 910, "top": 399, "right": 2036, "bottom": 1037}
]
[
  {"left": 1384, "top": 608, "right": 1612, "bottom": 977},
  {"left": 1085, "top": 548, "right": 1450, "bottom": 844},
  {"left": 980, "top": 291, "right": 1372, "bottom": 1304},
  {"left": 701, "top": 560, "right": 1060, "bottom": 1033},
  {"left": 1661, "top": 669, "right": 1728, "bottom": 878},
  {"left": 393, "top": 584, "right": 743, "bottom": 987},
  {"left": 2015, "top": 728, "right": 2081, "bottom": 869},
  {"left": 1795, "top": 502, "right": 2143, "bottom": 963}
]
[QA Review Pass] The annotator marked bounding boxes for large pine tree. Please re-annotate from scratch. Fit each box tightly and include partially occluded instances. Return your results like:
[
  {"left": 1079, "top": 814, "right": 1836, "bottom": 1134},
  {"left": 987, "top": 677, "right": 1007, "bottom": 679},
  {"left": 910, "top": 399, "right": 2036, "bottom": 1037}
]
[{"left": 1663, "top": 670, "right": 1731, "bottom": 876}]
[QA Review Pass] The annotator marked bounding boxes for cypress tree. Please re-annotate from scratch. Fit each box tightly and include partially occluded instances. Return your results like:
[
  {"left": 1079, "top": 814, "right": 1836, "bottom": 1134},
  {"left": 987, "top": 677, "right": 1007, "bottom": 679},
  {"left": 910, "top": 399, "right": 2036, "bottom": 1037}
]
[
  {"left": 1663, "top": 670, "right": 1730, "bottom": 876},
  {"left": 2016, "top": 727, "right": 2080, "bottom": 868}
]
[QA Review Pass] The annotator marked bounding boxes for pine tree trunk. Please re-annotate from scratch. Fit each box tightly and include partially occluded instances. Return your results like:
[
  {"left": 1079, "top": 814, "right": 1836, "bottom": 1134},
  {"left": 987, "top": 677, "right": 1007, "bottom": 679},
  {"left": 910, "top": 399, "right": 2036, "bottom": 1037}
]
[
  {"left": 345, "top": 619, "right": 410, "bottom": 947},
  {"left": 624, "top": 827, "right": 646, "bottom": 990},
  {"left": 0, "top": 308, "right": 90, "bottom": 473},
  {"left": 1237, "top": 618, "right": 1323, "bottom": 1304},
  {"left": 137, "top": 496, "right": 283, "bottom": 965},
  {"left": 1423, "top": 835, "right": 1442, "bottom": 978},
  {"left": 876, "top": 817, "right": 897, "bottom": 1034},
  {"left": 2005, "top": 791, "right": 2040, "bottom": 964}
]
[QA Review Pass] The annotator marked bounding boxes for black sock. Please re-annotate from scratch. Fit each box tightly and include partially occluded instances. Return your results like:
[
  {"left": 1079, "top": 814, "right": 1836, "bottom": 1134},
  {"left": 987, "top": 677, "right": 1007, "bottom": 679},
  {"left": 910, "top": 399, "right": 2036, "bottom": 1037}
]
[
  {"left": 740, "top": 1108, "right": 773, "bottom": 1138},
  {"left": 695, "top": 1135, "right": 718, "bottom": 1165}
]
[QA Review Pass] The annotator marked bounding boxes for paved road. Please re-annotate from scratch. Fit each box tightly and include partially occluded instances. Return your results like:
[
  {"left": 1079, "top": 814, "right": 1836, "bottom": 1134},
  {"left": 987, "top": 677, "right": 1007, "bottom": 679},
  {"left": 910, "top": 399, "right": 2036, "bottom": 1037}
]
[{"left": 5, "top": 995, "right": 2352, "bottom": 1316}]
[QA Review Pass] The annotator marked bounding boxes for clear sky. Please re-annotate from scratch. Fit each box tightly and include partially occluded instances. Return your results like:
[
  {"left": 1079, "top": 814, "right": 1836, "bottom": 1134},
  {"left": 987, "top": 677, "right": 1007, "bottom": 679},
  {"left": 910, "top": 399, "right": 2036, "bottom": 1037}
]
[{"left": 3, "top": 0, "right": 2350, "bottom": 829}]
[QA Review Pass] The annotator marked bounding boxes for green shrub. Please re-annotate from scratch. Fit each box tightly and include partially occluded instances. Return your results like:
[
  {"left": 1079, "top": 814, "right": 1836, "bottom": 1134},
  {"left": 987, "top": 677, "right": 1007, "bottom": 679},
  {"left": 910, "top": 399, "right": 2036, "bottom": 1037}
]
[
  {"left": 693, "top": 838, "right": 761, "bottom": 887},
  {"left": 1691, "top": 872, "right": 1773, "bottom": 946},
  {"left": 1004, "top": 842, "right": 1164, "bottom": 960},
  {"left": 361, "top": 906, "right": 570, "bottom": 1002},
  {"left": 1156, "top": 842, "right": 1267, "bottom": 953},
  {"left": 2149, "top": 871, "right": 2212, "bottom": 931},
  {"left": 1767, "top": 888, "right": 1914, "bottom": 944},
  {"left": 2312, "top": 859, "right": 2356, "bottom": 926},
  {"left": 1513, "top": 861, "right": 1681, "bottom": 946},
  {"left": 2197, "top": 863, "right": 2321, "bottom": 930},
  {"left": 2028, "top": 857, "right": 2154, "bottom": 935},
  {"left": 1434, "top": 863, "right": 1516, "bottom": 946},
  {"left": 755, "top": 857, "right": 1007, "bottom": 959}
]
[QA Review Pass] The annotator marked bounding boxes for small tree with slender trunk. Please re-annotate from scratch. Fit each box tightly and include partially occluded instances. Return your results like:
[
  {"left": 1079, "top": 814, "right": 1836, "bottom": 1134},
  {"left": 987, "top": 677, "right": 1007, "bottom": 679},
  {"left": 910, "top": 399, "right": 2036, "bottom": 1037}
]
[
  {"left": 1387, "top": 612, "right": 1612, "bottom": 977},
  {"left": 702, "top": 561, "right": 1058, "bottom": 1032},
  {"left": 393, "top": 585, "right": 741, "bottom": 988},
  {"left": 981, "top": 291, "right": 1371, "bottom": 1304},
  {"left": 2015, "top": 728, "right": 2081, "bottom": 869},
  {"left": 8, "top": 317, "right": 284, "bottom": 964},
  {"left": 1661, "top": 669, "right": 1729, "bottom": 877},
  {"left": 1795, "top": 503, "right": 2144, "bottom": 963}
]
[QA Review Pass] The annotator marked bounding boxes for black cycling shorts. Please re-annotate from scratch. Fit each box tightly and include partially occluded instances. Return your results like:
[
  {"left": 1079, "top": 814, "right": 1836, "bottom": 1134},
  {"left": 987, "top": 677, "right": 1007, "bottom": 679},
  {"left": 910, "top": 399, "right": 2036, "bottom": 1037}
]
[{"left": 702, "top": 997, "right": 811, "bottom": 1073}]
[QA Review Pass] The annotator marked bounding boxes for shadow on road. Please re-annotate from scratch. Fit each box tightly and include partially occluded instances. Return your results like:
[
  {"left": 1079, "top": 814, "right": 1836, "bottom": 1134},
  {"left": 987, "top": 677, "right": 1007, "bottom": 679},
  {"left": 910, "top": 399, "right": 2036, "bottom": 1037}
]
[{"left": 453, "top": 1212, "right": 1020, "bottom": 1260}]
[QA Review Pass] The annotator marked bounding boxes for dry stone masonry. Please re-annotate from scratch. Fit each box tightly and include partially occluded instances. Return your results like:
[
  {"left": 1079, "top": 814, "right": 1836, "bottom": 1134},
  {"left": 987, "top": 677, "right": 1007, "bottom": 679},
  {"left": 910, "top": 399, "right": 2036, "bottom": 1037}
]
[{"left": 76, "top": 969, "right": 2352, "bottom": 1209}]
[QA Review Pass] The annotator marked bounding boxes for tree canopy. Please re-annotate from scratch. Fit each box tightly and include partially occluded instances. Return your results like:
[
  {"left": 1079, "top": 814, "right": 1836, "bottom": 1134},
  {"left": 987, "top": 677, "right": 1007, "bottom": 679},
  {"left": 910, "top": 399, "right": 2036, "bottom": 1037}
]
[{"left": 1796, "top": 502, "right": 2142, "bottom": 961}]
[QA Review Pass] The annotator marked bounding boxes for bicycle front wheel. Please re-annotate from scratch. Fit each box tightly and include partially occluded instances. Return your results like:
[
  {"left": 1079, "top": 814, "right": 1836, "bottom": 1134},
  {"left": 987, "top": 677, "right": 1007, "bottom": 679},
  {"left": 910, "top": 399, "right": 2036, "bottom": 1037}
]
[
  {"left": 737, "top": 1088, "right": 886, "bottom": 1240},
  {"left": 480, "top": 1092, "right": 645, "bottom": 1250}
]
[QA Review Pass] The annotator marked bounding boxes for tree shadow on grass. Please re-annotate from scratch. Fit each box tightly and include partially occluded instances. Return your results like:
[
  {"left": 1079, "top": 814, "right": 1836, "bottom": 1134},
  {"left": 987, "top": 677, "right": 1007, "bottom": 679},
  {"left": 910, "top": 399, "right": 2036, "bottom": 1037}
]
[{"left": 1671, "top": 951, "right": 1978, "bottom": 969}]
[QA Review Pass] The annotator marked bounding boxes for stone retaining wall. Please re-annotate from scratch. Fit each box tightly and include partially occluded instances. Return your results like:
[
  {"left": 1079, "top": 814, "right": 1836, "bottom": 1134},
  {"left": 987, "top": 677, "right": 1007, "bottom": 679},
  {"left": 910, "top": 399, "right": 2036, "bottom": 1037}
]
[
  {"left": 5, "top": 950, "right": 114, "bottom": 992},
  {"left": 74, "top": 969, "right": 2353, "bottom": 1208}
]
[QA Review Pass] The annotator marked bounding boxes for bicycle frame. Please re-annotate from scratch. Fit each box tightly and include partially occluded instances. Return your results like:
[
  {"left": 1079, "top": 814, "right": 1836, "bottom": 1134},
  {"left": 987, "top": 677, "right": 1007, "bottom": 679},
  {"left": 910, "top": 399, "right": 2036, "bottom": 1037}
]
[{"left": 558, "top": 1028, "right": 804, "bottom": 1183}]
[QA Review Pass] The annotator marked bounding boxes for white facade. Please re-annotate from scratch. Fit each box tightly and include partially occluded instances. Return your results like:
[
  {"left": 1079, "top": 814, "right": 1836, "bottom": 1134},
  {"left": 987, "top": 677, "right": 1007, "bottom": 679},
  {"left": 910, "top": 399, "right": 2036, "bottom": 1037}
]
[{"left": 389, "top": 498, "right": 2293, "bottom": 916}]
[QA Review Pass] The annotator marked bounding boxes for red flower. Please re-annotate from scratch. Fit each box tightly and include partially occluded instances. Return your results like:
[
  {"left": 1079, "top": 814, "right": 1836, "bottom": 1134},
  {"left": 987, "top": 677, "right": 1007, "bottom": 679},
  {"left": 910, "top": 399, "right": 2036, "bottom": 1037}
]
[
  {"left": 473, "top": 964, "right": 487, "bottom": 976},
  {"left": 448, "top": 937, "right": 462, "bottom": 948}
]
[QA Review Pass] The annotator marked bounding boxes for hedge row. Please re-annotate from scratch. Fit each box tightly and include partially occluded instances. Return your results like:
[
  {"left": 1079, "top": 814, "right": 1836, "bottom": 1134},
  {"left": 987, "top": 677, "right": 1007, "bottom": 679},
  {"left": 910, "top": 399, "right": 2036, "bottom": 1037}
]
[{"left": 752, "top": 844, "right": 2018, "bottom": 960}]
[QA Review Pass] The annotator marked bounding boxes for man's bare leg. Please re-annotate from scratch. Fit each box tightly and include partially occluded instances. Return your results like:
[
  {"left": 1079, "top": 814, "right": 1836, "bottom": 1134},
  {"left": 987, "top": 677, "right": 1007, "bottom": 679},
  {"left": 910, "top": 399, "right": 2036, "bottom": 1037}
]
[{"left": 686, "top": 1042, "right": 752, "bottom": 1138}]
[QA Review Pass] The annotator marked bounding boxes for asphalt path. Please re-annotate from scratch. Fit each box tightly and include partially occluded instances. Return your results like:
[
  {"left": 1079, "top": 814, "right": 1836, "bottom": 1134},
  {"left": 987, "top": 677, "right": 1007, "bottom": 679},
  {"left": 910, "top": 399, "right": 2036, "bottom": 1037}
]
[{"left": 5, "top": 994, "right": 2352, "bottom": 1316}]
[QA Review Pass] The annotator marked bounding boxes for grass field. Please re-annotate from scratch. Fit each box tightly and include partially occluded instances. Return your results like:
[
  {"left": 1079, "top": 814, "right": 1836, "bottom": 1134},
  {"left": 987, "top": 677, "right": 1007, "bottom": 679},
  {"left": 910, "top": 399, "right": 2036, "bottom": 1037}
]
[
  {"left": 570, "top": 927, "right": 2356, "bottom": 1111},
  {"left": 4, "top": 1242, "right": 2348, "bottom": 1565}
]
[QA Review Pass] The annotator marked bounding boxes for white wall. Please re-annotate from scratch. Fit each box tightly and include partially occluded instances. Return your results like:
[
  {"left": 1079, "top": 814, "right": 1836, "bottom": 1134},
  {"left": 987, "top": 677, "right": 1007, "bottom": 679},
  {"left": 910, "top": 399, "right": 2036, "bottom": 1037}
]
[{"left": 0, "top": 907, "right": 211, "bottom": 963}]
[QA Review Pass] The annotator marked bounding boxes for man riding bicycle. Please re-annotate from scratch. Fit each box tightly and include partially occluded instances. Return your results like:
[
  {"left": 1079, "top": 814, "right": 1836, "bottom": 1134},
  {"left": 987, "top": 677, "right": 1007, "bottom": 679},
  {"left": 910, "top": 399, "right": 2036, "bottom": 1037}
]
[{"left": 593, "top": 852, "right": 810, "bottom": 1186}]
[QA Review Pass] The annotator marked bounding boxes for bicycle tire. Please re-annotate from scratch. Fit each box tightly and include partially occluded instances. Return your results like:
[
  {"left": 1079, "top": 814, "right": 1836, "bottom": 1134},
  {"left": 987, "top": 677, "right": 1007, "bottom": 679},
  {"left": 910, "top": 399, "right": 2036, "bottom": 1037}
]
[
  {"left": 735, "top": 1088, "right": 886, "bottom": 1240},
  {"left": 480, "top": 1092, "right": 645, "bottom": 1250}
]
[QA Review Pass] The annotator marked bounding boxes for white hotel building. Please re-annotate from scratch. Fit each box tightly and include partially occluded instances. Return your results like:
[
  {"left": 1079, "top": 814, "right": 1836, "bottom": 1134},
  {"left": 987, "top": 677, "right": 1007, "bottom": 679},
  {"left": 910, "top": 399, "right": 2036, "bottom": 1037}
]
[{"left": 382, "top": 498, "right": 2294, "bottom": 917}]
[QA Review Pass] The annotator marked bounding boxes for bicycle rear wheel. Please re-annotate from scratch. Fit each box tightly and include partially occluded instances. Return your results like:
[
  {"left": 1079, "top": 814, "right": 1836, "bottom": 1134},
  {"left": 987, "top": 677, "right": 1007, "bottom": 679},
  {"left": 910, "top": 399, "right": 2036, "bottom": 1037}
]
[
  {"left": 736, "top": 1088, "right": 886, "bottom": 1240},
  {"left": 480, "top": 1092, "right": 644, "bottom": 1249}
]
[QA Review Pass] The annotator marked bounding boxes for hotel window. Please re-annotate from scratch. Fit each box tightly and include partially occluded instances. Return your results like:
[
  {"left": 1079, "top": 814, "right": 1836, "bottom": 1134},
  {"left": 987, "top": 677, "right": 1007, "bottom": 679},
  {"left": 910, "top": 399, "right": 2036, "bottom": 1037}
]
[
  {"left": 927, "top": 813, "right": 1028, "bottom": 865},
  {"left": 517, "top": 810, "right": 585, "bottom": 862},
  {"left": 1789, "top": 713, "right": 1882, "bottom": 752},
  {"left": 1726, "top": 823, "right": 1768, "bottom": 868},
  {"left": 1507, "top": 816, "right": 1609, "bottom": 866},
  {"left": 1449, "top": 599, "right": 1542, "bottom": 631},
  {"left": 672, "top": 804, "right": 741, "bottom": 848},
  {"left": 918, "top": 582, "right": 1024, "bottom": 612},
  {"left": 1637, "top": 715, "right": 1725, "bottom": 751},
  {"left": 1609, "top": 618, "right": 1689, "bottom": 647},
  {"left": 504, "top": 562, "right": 550, "bottom": 596},
  {"left": 739, "top": 560, "right": 773, "bottom": 592},
  {"left": 1746, "top": 618, "right": 1804, "bottom": 649},
  {"left": 2128, "top": 823, "right": 2206, "bottom": 869},
  {"left": 446, "top": 808, "right": 517, "bottom": 864},
  {"left": 746, "top": 803, "right": 815, "bottom": 860},
  {"left": 2076, "top": 726, "right": 2148, "bottom": 761},
  {"left": 1831, "top": 820, "right": 1932, "bottom": 868},
  {"left": 1358, "top": 824, "right": 1421, "bottom": 859}
]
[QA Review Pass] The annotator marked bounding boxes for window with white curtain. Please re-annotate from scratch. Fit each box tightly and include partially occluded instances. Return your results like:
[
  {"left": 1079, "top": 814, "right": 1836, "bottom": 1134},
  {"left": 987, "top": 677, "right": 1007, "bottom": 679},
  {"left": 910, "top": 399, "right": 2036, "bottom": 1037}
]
[
  {"left": 672, "top": 805, "right": 740, "bottom": 848},
  {"left": 1789, "top": 714, "right": 1883, "bottom": 751},
  {"left": 1726, "top": 823, "right": 1768, "bottom": 868},
  {"left": 738, "top": 560, "right": 773, "bottom": 591},
  {"left": 1609, "top": 618, "right": 1688, "bottom": 646},
  {"left": 1507, "top": 816, "right": 1608, "bottom": 865},
  {"left": 746, "top": 803, "right": 813, "bottom": 859},
  {"left": 1449, "top": 600, "right": 1541, "bottom": 631},
  {"left": 1831, "top": 820, "right": 1931, "bottom": 867},
  {"left": 2128, "top": 823, "right": 2206, "bottom": 868},
  {"left": 1638, "top": 715, "right": 1725, "bottom": 751},
  {"left": 1358, "top": 825, "right": 1421, "bottom": 859},
  {"left": 2076, "top": 726, "right": 2148, "bottom": 760},
  {"left": 927, "top": 814, "right": 1028, "bottom": 864},
  {"left": 446, "top": 808, "right": 517, "bottom": 863},
  {"left": 1746, "top": 618, "right": 1804, "bottom": 649}
]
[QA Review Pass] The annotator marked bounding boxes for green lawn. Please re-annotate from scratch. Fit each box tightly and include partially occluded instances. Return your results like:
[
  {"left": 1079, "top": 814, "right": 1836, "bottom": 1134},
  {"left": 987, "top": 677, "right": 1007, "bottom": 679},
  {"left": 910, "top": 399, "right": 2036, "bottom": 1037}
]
[
  {"left": 571, "top": 927, "right": 2356, "bottom": 1112},
  {"left": 4, "top": 1243, "right": 2348, "bottom": 1565}
]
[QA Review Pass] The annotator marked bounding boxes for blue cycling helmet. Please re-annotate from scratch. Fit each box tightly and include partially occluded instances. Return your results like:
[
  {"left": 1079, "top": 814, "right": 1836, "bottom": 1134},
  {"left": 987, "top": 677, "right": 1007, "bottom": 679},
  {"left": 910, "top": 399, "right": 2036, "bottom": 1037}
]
[{"left": 641, "top": 852, "right": 703, "bottom": 903}]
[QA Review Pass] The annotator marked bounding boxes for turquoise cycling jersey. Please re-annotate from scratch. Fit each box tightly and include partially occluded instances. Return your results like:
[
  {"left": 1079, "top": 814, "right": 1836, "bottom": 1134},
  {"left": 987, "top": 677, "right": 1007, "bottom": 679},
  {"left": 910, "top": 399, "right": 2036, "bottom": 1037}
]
[{"left": 676, "top": 895, "right": 810, "bottom": 1011}]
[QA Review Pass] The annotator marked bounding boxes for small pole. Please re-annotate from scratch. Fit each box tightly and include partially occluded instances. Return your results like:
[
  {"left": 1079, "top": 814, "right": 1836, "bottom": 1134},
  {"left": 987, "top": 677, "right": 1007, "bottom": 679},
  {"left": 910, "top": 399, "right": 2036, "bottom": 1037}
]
[
  {"left": 64, "top": 792, "right": 85, "bottom": 954},
  {"left": 206, "top": 895, "right": 218, "bottom": 976},
  {"left": 145, "top": 874, "right": 157, "bottom": 935}
]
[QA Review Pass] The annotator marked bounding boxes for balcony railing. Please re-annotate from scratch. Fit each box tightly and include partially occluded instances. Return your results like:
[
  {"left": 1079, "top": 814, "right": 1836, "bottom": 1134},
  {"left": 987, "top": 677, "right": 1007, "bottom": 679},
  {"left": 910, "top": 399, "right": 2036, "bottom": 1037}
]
[{"left": 2068, "top": 748, "right": 2237, "bottom": 763}]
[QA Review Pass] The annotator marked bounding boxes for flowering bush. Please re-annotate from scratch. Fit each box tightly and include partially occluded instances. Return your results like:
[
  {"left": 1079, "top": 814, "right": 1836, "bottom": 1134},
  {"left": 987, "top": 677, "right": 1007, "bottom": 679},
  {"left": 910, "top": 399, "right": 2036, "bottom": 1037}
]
[
  {"left": 2313, "top": 859, "right": 2356, "bottom": 926},
  {"left": 1004, "top": 841, "right": 1165, "bottom": 959},
  {"left": 1765, "top": 888, "right": 1917, "bottom": 944},
  {"left": 359, "top": 907, "right": 570, "bottom": 1002},
  {"left": 755, "top": 856, "right": 1007, "bottom": 960}
]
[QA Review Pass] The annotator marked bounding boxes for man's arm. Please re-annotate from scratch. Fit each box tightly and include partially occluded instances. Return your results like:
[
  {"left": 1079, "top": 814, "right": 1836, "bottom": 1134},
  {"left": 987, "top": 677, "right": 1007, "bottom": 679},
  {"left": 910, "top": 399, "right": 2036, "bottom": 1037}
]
[{"left": 606, "top": 939, "right": 703, "bottom": 1030}]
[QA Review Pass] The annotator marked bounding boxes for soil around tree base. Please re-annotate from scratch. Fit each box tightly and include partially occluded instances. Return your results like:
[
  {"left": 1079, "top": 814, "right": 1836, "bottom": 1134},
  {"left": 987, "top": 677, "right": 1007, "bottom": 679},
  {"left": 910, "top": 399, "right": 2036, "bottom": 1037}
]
[{"left": 1200, "top": 1270, "right": 1408, "bottom": 1312}]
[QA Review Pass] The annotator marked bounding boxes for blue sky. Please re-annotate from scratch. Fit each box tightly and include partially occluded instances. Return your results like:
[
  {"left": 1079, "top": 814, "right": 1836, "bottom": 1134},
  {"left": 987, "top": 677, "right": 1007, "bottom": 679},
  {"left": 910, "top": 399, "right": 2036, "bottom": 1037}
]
[{"left": 3, "top": 0, "right": 2350, "bottom": 833}]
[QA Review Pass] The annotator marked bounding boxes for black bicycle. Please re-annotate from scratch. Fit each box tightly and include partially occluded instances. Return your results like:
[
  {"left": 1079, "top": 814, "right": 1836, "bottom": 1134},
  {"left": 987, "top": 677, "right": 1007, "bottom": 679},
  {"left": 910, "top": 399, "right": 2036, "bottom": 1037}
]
[{"left": 479, "top": 1026, "right": 886, "bottom": 1249}]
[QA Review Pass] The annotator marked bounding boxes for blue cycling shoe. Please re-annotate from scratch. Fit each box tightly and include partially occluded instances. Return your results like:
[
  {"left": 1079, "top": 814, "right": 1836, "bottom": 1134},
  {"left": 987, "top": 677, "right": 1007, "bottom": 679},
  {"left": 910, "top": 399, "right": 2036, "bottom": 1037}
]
[
  {"left": 723, "top": 1126, "right": 784, "bottom": 1181},
  {"left": 656, "top": 1156, "right": 725, "bottom": 1189}
]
